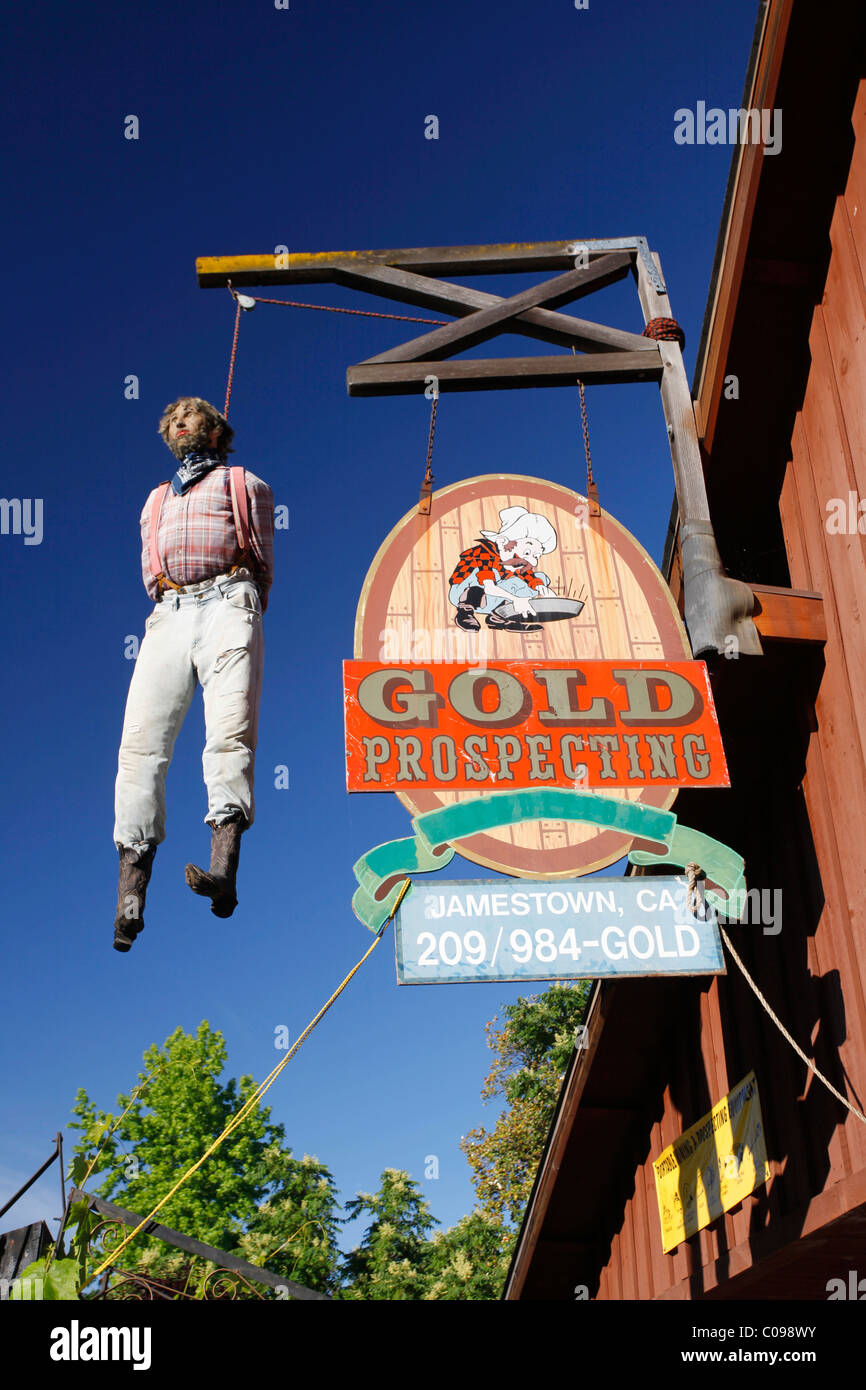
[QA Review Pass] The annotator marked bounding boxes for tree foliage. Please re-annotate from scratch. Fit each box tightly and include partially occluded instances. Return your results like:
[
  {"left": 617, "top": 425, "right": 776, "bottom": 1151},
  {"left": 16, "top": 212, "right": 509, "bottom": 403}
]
[
  {"left": 424, "top": 1209, "right": 514, "bottom": 1300},
  {"left": 338, "top": 1168, "right": 436, "bottom": 1300},
  {"left": 62, "top": 994, "right": 586, "bottom": 1301},
  {"left": 238, "top": 1146, "right": 342, "bottom": 1294},
  {"left": 69, "top": 1021, "right": 340, "bottom": 1293},
  {"left": 460, "top": 982, "right": 591, "bottom": 1227}
]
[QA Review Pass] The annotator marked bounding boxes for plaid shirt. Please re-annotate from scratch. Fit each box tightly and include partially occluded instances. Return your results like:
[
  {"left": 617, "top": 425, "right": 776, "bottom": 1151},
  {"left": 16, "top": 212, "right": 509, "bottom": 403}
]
[
  {"left": 140, "top": 466, "right": 275, "bottom": 610},
  {"left": 449, "top": 539, "right": 547, "bottom": 591}
]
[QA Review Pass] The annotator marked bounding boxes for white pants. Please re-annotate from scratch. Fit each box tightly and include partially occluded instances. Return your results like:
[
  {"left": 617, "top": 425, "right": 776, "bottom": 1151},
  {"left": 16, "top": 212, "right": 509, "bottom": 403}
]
[{"left": 114, "top": 575, "right": 265, "bottom": 848}]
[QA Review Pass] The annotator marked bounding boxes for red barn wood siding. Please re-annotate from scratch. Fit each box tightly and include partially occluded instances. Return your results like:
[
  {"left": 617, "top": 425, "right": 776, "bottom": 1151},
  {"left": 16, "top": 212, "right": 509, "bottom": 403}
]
[
  {"left": 507, "top": 59, "right": 866, "bottom": 1302},
  {"left": 780, "top": 79, "right": 866, "bottom": 1179},
  {"left": 597, "top": 77, "right": 866, "bottom": 1300}
]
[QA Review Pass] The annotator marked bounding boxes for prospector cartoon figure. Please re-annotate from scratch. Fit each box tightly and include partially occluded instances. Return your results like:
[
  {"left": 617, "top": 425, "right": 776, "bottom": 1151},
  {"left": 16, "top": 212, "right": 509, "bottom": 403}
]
[
  {"left": 112, "top": 397, "right": 274, "bottom": 953},
  {"left": 448, "top": 505, "right": 558, "bottom": 631}
]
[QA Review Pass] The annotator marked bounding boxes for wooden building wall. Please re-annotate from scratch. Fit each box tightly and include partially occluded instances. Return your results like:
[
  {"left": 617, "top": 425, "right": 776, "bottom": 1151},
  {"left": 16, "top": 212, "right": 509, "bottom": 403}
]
[
  {"left": 590, "top": 78, "right": 866, "bottom": 1302},
  {"left": 776, "top": 73, "right": 866, "bottom": 1187}
]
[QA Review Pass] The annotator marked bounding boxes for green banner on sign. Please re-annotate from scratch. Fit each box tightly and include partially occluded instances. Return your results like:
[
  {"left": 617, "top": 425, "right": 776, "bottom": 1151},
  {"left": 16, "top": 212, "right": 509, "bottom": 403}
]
[{"left": 352, "top": 788, "right": 745, "bottom": 932}]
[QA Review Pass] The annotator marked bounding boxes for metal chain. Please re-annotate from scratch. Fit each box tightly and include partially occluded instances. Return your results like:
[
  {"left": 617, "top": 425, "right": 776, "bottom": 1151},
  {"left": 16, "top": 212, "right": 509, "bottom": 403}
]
[
  {"left": 222, "top": 283, "right": 446, "bottom": 418},
  {"left": 245, "top": 294, "right": 447, "bottom": 326},
  {"left": 577, "top": 379, "right": 594, "bottom": 491},
  {"left": 424, "top": 393, "right": 438, "bottom": 486},
  {"left": 573, "top": 357, "right": 599, "bottom": 514},
  {"left": 419, "top": 393, "right": 438, "bottom": 514}
]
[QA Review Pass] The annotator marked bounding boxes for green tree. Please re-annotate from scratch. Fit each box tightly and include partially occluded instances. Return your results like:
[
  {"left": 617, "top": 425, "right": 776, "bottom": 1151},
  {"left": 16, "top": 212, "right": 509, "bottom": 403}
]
[
  {"left": 239, "top": 1147, "right": 342, "bottom": 1295},
  {"left": 460, "top": 982, "right": 590, "bottom": 1227},
  {"left": 69, "top": 1021, "right": 340, "bottom": 1294},
  {"left": 339, "top": 1169, "right": 436, "bottom": 1300},
  {"left": 424, "top": 1209, "right": 514, "bottom": 1300}
]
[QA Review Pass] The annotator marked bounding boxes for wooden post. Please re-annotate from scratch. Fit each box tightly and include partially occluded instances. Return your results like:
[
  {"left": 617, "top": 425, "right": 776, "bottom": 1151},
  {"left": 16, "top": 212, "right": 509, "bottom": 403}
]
[{"left": 634, "top": 251, "right": 762, "bottom": 659}]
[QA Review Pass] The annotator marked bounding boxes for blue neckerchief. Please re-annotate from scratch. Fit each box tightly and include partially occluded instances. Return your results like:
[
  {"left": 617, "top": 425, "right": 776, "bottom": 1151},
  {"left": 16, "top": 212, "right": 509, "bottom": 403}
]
[{"left": 171, "top": 453, "right": 222, "bottom": 495}]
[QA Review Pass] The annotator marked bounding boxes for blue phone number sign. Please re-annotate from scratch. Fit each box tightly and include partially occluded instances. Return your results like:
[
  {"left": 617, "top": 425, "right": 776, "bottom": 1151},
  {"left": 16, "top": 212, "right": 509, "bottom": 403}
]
[{"left": 394, "top": 877, "right": 725, "bottom": 984}]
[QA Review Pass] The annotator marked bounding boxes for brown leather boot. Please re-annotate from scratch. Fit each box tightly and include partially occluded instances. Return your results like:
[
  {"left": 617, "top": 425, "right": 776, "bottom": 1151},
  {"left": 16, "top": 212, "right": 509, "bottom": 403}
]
[
  {"left": 113, "top": 843, "right": 157, "bottom": 953},
  {"left": 184, "top": 815, "right": 243, "bottom": 918}
]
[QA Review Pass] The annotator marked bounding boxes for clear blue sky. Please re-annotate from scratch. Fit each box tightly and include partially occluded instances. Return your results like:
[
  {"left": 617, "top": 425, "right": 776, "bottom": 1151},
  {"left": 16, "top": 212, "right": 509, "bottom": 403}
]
[{"left": 1, "top": 0, "right": 759, "bottom": 1253}]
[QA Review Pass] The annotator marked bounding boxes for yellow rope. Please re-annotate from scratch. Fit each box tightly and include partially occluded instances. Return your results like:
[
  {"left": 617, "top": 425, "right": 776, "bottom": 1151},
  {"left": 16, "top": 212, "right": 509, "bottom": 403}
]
[
  {"left": 48, "top": 1063, "right": 167, "bottom": 1276},
  {"left": 79, "top": 1065, "right": 167, "bottom": 1193},
  {"left": 91, "top": 884, "right": 411, "bottom": 1280}
]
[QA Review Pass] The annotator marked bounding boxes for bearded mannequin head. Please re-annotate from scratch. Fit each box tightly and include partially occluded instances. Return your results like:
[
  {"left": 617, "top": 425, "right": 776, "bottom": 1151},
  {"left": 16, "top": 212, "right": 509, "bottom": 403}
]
[{"left": 158, "top": 397, "right": 235, "bottom": 461}]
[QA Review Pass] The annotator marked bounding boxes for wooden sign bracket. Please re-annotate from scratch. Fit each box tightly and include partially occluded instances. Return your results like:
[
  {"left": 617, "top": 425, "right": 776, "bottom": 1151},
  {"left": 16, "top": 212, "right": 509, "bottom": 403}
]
[{"left": 196, "top": 239, "right": 762, "bottom": 658}]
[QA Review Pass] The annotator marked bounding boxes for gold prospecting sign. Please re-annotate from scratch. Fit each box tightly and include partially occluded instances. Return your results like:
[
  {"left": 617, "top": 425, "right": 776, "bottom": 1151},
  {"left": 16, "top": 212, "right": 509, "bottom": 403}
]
[{"left": 351, "top": 473, "right": 705, "bottom": 880}]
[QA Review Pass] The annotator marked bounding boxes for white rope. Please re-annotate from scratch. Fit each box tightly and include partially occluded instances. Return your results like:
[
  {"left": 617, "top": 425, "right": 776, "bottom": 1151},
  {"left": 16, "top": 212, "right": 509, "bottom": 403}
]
[
  {"left": 684, "top": 863, "right": 866, "bottom": 1126},
  {"left": 718, "top": 924, "right": 866, "bottom": 1125}
]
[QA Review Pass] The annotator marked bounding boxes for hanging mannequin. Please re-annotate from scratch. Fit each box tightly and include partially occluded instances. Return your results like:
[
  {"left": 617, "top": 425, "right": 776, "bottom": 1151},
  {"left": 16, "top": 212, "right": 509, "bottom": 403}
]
[{"left": 112, "top": 397, "right": 275, "bottom": 953}]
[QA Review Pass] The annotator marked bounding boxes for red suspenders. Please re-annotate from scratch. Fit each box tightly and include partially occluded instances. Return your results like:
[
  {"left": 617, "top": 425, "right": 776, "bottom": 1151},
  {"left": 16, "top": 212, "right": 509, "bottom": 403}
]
[{"left": 148, "top": 467, "right": 250, "bottom": 591}]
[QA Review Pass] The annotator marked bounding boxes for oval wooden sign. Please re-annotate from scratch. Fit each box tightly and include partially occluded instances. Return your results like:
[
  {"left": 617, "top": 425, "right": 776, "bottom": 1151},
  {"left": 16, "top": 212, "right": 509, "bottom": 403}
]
[{"left": 353, "top": 474, "right": 692, "bottom": 879}]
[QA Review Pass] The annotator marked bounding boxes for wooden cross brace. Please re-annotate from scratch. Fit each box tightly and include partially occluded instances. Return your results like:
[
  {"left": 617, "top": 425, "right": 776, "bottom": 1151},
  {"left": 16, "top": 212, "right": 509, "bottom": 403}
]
[
  {"left": 196, "top": 239, "right": 663, "bottom": 395},
  {"left": 195, "top": 239, "right": 761, "bottom": 657}
]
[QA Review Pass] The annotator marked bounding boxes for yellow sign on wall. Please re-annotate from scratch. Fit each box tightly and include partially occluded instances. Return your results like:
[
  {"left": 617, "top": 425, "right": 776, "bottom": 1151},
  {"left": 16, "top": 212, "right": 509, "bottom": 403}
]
[{"left": 653, "top": 1071, "right": 770, "bottom": 1253}]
